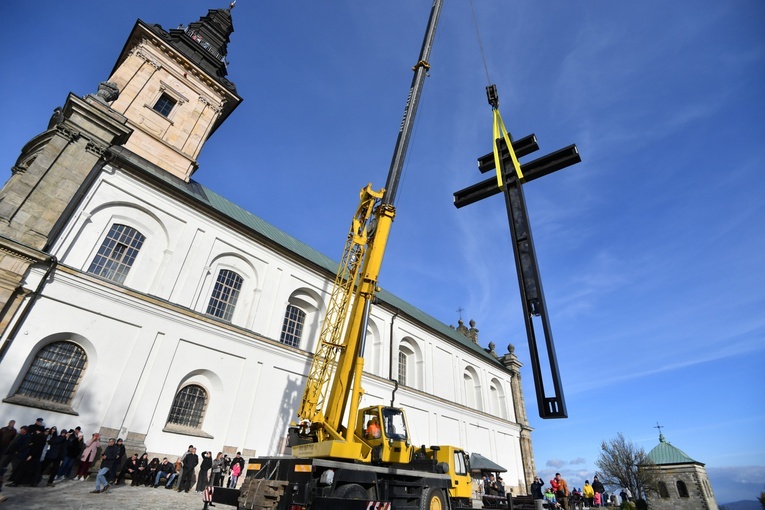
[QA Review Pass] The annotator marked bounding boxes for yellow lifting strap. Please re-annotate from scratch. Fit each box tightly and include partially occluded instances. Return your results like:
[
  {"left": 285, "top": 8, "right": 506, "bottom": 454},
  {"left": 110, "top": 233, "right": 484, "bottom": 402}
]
[{"left": 492, "top": 108, "right": 524, "bottom": 189}]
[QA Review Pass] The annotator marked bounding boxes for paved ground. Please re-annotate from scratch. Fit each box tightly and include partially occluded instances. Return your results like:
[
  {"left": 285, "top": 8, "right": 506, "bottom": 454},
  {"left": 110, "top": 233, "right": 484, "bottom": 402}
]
[{"left": 0, "top": 478, "right": 229, "bottom": 509}]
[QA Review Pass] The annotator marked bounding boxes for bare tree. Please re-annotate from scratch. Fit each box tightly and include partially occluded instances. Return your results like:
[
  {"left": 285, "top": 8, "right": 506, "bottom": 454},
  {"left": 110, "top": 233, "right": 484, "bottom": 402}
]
[{"left": 595, "top": 432, "right": 658, "bottom": 501}]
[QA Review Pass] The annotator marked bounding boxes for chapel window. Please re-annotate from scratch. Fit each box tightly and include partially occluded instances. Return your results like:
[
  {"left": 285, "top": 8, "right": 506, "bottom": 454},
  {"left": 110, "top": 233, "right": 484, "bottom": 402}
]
[
  {"left": 279, "top": 304, "right": 305, "bottom": 348},
  {"left": 87, "top": 223, "right": 145, "bottom": 284},
  {"left": 167, "top": 384, "right": 207, "bottom": 429},
  {"left": 398, "top": 351, "right": 408, "bottom": 387},
  {"left": 16, "top": 341, "right": 86, "bottom": 405},
  {"left": 206, "top": 269, "right": 243, "bottom": 321}
]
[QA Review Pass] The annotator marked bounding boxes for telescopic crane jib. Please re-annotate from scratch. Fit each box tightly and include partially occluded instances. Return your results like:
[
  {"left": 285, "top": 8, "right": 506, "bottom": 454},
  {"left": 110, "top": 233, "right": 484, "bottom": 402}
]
[{"left": 293, "top": 0, "right": 443, "bottom": 463}]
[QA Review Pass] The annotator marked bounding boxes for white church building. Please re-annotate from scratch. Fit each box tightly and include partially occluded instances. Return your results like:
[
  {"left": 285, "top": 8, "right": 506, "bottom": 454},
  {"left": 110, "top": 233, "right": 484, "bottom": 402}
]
[{"left": 0, "top": 4, "right": 536, "bottom": 494}]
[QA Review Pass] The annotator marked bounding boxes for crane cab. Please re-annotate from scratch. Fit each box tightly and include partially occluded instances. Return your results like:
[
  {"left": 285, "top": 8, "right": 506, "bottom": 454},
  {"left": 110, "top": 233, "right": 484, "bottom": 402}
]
[{"left": 357, "top": 405, "right": 414, "bottom": 464}]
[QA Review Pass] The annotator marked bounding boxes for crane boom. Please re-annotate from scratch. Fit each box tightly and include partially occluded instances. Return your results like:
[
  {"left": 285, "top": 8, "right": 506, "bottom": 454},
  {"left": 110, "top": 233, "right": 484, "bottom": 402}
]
[
  {"left": 384, "top": 0, "right": 442, "bottom": 206},
  {"left": 295, "top": 0, "right": 443, "bottom": 460}
]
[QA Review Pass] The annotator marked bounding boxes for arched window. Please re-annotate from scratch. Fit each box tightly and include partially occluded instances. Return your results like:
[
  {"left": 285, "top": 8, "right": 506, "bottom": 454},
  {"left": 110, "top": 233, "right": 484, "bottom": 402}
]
[
  {"left": 167, "top": 384, "right": 208, "bottom": 429},
  {"left": 463, "top": 366, "right": 482, "bottom": 411},
  {"left": 676, "top": 480, "right": 689, "bottom": 498},
  {"left": 87, "top": 223, "right": 145, "bottom": 284},
  {"left": 280, "top": 304, "right": 306, "bottom": 348},
  {"left": 16, "top": 341, "right": 86, "bottom": 404},
  {"left": 398, "top": 351, "right": 408, "bottom": 387},
  {"left": 206, "top": 269, "right": 243, "bottom": 321},
  {"left": 397, "top": 338, "right": 422, "bottom": 390},
  {"left": 658, "top": 481, "right": 670, "bottom": 498},
  {"left": 488, "top": 378, "right": 507, "bottom": 419}
]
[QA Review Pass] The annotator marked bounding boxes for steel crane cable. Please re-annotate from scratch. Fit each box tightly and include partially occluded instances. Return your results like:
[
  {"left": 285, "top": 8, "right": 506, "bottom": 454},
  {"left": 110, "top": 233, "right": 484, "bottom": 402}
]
[
  {"left": 469, "top": 0, "right": 492, "bottom": 87},
  {"left": 469, "top": 0, "right": 524, "bottom": 187}
]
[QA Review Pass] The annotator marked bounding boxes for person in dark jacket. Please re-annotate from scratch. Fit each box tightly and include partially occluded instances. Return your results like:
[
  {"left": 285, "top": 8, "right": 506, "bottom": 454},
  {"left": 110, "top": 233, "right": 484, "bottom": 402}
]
[
  {"left": 109, "top": 438, "right": 126, "bottom": 482},
  {"left": 93, "top": 438, "right": 118, "bottom": 493},
  {"left": 55, "top": 430, "right": 79, "bottom": 480},
  {"left": 592, "top": 475, "right": 605, "bottom": 506},
  {"left": 146, "top": 457, "right": 160, "bottom": 486},
  {"left": 221, "top": 454, "right": 231, "bottom": 486},
  {"left": 153, "top": 457, "right": 176, "bottom": 488},
  {"left": 178, "top": 447, "right": 199, "bottom": 493},
  {"left": 27, "top": 418, "right": 45, "bottom": 435},
  {"left": 228, "top": 452, "right": 245, "bottom": 489},
  {"left": 196, "top": 451, "right": 212, "bottom": 493},
  {"left": 0, "top": 421, "right": 16, "bottom": 455},
  {"left": 116, "top": 453, "right": 139, "bottom": 485},
  {"left": 8, "top": 426, "right": 45, "bottom": 486},
  {"left": 531, "top": 475, "right": 545, "bottom": 500},
  {"left": 133, "top": 453, "right": 149, "bottom": 486},
  {"left": 0, "top": 426, "right": 28, "bottom": 475},
  {"left": 39, "top": 427, "right": 66, "bottom": 486}
]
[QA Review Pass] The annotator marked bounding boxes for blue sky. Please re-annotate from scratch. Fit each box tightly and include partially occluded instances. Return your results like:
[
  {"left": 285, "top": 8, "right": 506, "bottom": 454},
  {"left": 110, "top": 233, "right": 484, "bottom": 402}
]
[{"left": 2, "top": 0, "right": 763, "bottom": 504}]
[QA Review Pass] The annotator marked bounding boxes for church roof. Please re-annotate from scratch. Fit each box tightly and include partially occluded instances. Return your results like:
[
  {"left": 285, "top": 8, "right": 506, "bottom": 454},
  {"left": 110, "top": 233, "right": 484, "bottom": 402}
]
[
  {"left": 646, "top": 434, "right": 702, "bottom": 466},
  {"left": 109, "top": 145, "right": 507, "bottom": 368}
]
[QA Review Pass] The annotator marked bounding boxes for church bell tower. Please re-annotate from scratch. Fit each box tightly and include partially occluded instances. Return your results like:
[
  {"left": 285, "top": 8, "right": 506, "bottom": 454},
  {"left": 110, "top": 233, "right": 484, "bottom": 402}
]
[{"left": 106, "top": 3, "right": 242, "bottom": 181}]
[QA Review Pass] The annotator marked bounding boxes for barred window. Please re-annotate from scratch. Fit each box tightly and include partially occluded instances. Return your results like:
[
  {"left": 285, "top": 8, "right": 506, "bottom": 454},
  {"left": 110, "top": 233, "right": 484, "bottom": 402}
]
[
  {"left": 17, "top": 341, "right": 86, "bottom": 404},
  {"left": 280, "top": 304, "right": 305, "bottom": 348},
  {"left": 206, "top": 269, "right": 243, "bottom": 321},
  {"left": 152, "top": 93, "right": 176, "bottom": 117},
  {"left": 167, "top": 385, "right": 207, "bottom": 429},
  {"left": 87, "top": 224, "right": 145, "bottom": 284},
  {"left": 398, "top": 351, "right": 407, "bottom": 387}
]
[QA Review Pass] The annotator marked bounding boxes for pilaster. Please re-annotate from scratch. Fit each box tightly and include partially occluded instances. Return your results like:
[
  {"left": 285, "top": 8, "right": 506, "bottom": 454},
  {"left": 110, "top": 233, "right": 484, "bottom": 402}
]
[{"left": 500, "top": 344, "right": 536, "bottom": 494}]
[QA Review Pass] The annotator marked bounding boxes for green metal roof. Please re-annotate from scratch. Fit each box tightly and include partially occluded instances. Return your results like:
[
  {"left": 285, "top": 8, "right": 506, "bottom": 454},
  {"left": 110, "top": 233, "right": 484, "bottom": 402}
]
[
  {"left": 646, "top": 434, "right": 700, "bottom": 466},
  {"left": 110, "top": 146, "right": 505, "bottom": 367}
]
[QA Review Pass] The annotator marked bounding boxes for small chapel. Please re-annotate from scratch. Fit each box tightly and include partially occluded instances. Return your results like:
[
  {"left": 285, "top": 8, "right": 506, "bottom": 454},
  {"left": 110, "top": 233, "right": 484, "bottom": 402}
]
[{"left": 642, "top": 432, "right": 718, "bottom": 510}]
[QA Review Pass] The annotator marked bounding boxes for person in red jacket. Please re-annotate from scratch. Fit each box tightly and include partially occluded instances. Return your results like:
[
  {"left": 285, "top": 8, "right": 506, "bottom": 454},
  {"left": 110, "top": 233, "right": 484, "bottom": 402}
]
[{"left": 554, "top": 473, "right": 569, "bottom": 510}]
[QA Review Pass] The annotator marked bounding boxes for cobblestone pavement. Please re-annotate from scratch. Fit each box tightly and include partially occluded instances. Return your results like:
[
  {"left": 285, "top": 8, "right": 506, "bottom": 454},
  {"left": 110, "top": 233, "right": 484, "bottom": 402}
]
[{"left": 0, "top": 478, "right": 225, "bottom": 510}]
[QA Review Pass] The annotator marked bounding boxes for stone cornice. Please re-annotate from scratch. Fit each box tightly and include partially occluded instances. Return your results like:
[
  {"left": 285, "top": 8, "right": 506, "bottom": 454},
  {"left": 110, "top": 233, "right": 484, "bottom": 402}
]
[
  {"left": 131, "top": 43, "right": 161, "bottom": 69},
  {"left": 0, "top": 235, "right": 49, "bottom": 263}
]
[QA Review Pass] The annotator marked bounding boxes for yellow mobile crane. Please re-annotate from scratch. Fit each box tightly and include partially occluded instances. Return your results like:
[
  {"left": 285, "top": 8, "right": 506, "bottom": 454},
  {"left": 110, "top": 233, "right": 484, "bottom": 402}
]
[{"left": 238, "top": 1, "right": 476, "bottom": 509}]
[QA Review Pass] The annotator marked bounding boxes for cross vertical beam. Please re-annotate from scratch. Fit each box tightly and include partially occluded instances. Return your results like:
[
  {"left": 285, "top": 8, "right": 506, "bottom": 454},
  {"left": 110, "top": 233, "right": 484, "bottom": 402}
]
[{"left": 497, "top": 151, "right": 568, "bottom": 419}]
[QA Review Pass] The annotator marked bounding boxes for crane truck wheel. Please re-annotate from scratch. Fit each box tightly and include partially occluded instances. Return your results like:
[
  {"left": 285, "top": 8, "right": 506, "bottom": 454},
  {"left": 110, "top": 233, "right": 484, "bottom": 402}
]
[
  {"left": 420, "top": 487, "right": 446, "bottom": 510},
  {"left": 332, "top": 483, "right": 368, "bottom": 499}
]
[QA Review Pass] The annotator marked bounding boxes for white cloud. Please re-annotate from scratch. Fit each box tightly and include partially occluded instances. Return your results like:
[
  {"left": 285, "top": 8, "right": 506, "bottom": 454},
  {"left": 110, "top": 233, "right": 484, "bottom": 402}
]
[{"left": 707, "top": 465, "right": 765, "bottom": 505}]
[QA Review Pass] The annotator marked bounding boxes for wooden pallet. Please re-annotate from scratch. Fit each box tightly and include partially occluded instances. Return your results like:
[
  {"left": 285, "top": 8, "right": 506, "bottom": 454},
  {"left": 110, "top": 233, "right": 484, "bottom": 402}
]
[{"left": 238, "top": 478, "right": 289, "bottom": 510}]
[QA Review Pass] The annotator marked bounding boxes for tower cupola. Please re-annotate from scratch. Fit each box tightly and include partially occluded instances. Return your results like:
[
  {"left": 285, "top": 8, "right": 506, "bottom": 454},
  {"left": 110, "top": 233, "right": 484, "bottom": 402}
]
[{"left": 164, "top": 4, "right": 237, "bottom": 93}]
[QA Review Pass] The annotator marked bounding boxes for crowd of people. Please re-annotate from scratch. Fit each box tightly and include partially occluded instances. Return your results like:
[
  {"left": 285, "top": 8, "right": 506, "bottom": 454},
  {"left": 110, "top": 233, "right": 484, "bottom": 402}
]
[
  {"left": 531, "top": 473, "right": 629, "bottom": 509},
  {"left": 0, "top": 416, "right": 247, "bottom": 505}
]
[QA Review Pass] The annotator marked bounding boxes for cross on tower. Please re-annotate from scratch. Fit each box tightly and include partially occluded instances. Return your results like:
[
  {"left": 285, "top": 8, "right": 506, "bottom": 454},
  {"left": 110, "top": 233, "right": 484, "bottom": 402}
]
[
  {"left": 453, "top": 85, "right": 581, "bottom": 419},
  {"left": 654, "top": 422, "right": 664, "bottom": 434}
]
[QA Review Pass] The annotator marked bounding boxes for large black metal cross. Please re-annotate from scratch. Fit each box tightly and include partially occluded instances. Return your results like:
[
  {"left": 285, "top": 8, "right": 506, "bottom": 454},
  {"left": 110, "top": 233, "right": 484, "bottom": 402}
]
[{"left": 453, "top": 90, "right": 581, "bottom": 419}]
